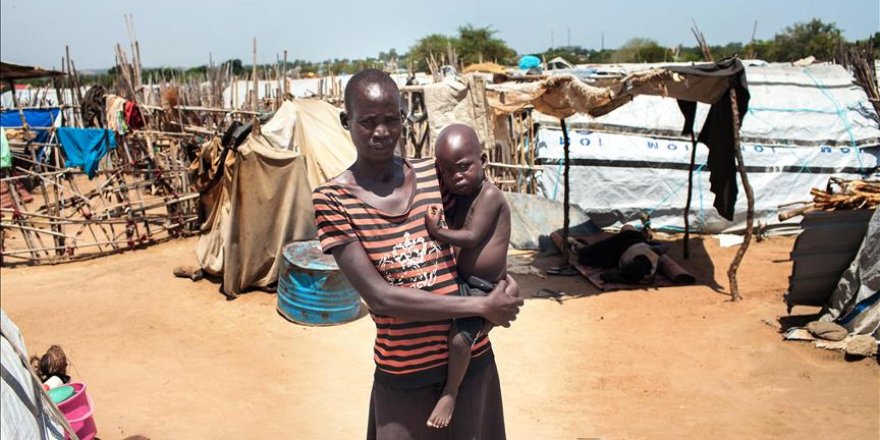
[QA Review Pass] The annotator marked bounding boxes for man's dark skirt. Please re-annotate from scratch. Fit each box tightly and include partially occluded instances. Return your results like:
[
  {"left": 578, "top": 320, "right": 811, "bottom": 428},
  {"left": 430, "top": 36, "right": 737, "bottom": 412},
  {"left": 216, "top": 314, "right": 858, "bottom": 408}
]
[{"left": 366, "top": 359, "right": 506, "bottom": 440}]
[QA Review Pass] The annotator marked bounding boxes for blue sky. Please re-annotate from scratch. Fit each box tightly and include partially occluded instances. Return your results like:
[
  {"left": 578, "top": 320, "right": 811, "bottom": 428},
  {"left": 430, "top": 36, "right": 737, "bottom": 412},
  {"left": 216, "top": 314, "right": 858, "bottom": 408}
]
[{"left": 1, "top": 0, "right": 877, "bottom": 70}]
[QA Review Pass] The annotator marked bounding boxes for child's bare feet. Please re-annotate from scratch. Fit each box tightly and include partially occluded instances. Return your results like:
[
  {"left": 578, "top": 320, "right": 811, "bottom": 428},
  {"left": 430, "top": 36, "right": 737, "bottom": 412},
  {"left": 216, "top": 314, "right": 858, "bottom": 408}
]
[{"left": 427, "top": 392, "right": 456, "bottom": 428}]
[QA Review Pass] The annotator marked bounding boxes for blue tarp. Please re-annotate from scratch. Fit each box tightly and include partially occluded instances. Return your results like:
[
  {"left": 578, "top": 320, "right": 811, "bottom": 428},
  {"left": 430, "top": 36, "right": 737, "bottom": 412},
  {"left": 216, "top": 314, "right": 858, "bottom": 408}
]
[
  {"left": 56, "top": 127, "right": 116, "bottom": 178},
  {"left": 0, "top": 108, "right": 61, "bottom": 144},
  {"left": 518, "top": 55, "right": 541, "bottom": 70}
]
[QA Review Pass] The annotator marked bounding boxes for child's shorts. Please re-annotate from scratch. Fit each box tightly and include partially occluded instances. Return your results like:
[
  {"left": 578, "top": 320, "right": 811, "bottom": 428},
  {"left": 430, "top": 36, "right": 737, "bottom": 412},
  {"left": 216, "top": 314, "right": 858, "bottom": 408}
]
[{"left": 453, "top": 277, "right": 495, "bottom": 346}]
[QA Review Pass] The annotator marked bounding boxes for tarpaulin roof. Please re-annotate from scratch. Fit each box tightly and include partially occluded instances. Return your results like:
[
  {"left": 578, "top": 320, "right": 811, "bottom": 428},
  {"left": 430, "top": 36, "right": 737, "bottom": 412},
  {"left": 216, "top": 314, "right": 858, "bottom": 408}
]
[
  {"left": 485, "top": 58, "right": 748, "bottom": 118},
  {"left": 0, "top": 61, "right": 64, "bottom": 81}
]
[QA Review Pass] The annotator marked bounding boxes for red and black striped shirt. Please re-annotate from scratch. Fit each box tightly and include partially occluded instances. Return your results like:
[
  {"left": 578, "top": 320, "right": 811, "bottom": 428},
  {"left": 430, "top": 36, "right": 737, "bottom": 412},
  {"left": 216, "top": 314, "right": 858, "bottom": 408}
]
[{"left": 312, "top": 158, "right": 492, "bottom": 388}]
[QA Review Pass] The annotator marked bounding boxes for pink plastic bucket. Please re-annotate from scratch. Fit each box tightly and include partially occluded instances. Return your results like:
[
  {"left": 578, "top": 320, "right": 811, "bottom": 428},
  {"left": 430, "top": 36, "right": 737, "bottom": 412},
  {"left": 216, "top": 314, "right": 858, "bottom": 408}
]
[{"left": 56, "top": 382, "right": 97, "bottom": 440}]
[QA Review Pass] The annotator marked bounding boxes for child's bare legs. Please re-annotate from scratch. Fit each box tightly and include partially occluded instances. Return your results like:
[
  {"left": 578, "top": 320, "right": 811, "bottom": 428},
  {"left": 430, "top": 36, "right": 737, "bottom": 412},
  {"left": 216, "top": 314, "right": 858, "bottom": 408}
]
[{"left": 427, "top": 329, "right": 472, "bottom": 428}]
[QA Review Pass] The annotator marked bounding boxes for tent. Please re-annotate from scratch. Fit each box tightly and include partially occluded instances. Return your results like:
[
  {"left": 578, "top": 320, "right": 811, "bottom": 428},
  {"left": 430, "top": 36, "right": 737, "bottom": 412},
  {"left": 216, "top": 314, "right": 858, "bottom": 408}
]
[
  {"left": 518, "top": 63, "right": 880, "bottom": 232},
  {"left": 1, "top": 309, "right": 71, "bottom": 439},
  {"left": 219, "top": 73, "right": 430, "bottom": 108},
  {"left": 482, "top": 57, "right": 875, "bottom": 298},
  {"left": 818, "top": 208, "right": 879, "bottom": 337},
  {"left": 0, "top": 108, "right": 61, "bottom": 143},
  {"left": 194, "top": 99, "right": 356, "bottom": 297}
]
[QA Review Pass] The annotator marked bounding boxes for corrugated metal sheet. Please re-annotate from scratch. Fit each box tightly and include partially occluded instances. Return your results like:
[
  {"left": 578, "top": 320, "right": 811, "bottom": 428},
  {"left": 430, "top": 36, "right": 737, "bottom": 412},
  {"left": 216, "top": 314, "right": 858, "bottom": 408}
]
[{"left": 786, "top": 209, "right": 875, "bottom": 308}]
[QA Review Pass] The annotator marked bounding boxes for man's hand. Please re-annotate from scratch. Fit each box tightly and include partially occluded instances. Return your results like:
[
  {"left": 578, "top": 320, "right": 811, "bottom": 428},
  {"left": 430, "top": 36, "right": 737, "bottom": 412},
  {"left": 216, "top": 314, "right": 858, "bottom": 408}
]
[
  {"left": 481, "top": 280, "right": 524, "bottom": 327},
  {"left": 425, "top": 204, "right": 442, "bottom": 234}
]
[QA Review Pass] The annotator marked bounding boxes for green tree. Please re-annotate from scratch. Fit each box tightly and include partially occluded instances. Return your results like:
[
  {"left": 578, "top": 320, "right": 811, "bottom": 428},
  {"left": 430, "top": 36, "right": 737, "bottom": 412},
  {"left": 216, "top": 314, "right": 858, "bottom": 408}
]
[
  {"left": 456, "top": 24, "right": 517, "bottom": 66},
  {"left": 611, "top": 38, "right": 668, "bottom": 63},
  {"left": 744, "top": 40, "right": 777, "bottom": 60},
  {"left": 408, "top": 34, "right": 459, "bottom": 71},
  {"left": 772, "top": 19, "right": 844, "bottom": 61},
  {"left": 221, "top": 59, "right": 244, "bottom": 75}
]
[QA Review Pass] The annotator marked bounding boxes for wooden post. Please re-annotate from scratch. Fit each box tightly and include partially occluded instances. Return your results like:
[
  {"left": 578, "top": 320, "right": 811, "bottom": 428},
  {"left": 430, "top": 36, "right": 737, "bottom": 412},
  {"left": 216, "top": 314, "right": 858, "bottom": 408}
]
[
  {"left": 252, "top": 37, "right": 258, "bottom": 110},
  {"left": 683, "top": 131, "right": 698, "bottom": 259},
  {"left": 282, "top": 49, "right": 288, "bottom": 98},
  {"left": 66, "top": 46, "right": 85, "bottom": 127},
  {"left": 7, "top": 80, "right": 28, "bottom": 129},
  {"left": 560, "top": 118, "right": 571, "bottom": 259},
  {"left": 726, "top": 88, "right": 752, "bottom": 302}
]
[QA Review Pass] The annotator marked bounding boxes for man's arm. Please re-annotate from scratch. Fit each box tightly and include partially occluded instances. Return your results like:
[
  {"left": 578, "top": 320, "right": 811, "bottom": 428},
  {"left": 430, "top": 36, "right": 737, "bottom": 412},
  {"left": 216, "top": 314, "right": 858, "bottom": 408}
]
[
  {"left": 330, "top": 239, "right": 522, "bottom": 325},
  {"left": 426, "top": 187, "right": 504, "bottom": 249}
]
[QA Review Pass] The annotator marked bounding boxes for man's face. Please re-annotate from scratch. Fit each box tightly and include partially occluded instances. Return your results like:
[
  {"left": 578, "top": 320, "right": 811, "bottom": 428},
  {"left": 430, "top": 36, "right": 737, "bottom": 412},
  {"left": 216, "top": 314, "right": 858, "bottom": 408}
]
[
  {"left": 436, "top": 138, "right": 485, "bottom": 196},
  {"left": 345, "top": 82, "right": 402, "bottom": 163}
]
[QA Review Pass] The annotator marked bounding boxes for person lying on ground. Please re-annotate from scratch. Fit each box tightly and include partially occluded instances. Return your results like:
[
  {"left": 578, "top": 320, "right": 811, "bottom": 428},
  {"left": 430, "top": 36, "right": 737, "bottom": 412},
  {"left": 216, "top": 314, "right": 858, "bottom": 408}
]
[{"left": 569, "top": 225, "right": 663, "bottom": 283}]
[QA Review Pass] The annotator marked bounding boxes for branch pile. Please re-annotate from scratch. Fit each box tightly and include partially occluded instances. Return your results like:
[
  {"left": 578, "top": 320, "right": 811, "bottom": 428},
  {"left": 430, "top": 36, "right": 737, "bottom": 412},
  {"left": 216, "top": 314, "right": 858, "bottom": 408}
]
[
  {"left": 811, "top": 178, "right": 880, "bottom": 210},
  {"left": 779, "top": 178, "right": 879, "bottom": 220}
]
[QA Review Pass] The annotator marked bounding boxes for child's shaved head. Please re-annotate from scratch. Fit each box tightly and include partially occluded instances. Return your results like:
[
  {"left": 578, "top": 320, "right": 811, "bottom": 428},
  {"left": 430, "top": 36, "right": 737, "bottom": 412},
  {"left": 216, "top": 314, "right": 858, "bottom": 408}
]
[{"left": 435, "top": 124, "right": 481, "bottom": 158}]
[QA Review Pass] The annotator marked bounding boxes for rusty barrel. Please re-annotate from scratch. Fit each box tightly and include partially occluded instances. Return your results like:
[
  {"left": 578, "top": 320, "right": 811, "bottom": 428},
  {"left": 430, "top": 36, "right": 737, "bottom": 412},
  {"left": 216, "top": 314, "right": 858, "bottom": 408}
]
[{"left": 277, "top": 240, "right": 361, "bottom": 325}]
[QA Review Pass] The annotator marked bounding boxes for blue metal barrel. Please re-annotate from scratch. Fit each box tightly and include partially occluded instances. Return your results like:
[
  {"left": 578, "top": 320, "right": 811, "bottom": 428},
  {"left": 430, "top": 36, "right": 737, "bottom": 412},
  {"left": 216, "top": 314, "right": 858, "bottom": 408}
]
[{"left": 277, "top": 240, "right": 362, "bottom": 325}]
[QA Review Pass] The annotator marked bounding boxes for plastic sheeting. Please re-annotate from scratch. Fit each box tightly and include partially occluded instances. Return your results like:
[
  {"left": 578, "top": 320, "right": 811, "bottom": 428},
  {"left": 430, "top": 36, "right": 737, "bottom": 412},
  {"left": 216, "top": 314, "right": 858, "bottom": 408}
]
[
  {"left": 534, "top": 127, "right": 879, "bottom": 232},
  {"left": 195, "top": 99, "right": 356, "bottom": 297},
  {"left": 505, "top": 192, "right": 596, "bottom": 250},
  {"left": 1, "top": 309, "right": 66, "bottom": 440},
  {"left": 537, "top": 64, "right": 880, "bottom": 148},
  {"left": 531, "top": 63, "right": 880, "bottom": 231},
  {"left": 219, "top": 73, "right": 430, "bottom": 109},
  {"left": 423, "top": 75, "right": 496, "bottom": 149},
  {"left": 821, "top": 209, "right": 880, "bottom": 337},
  {"left": 0, "top": 108, "right": 61, "bottom": 143}
]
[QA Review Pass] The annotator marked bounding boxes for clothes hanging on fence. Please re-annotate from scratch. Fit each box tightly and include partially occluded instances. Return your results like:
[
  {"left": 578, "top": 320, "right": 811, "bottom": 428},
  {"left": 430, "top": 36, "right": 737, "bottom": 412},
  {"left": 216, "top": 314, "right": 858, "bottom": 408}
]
[
  {"left": 0, "top": 127, "right": 10, "bottom": 168},
  {"left": 56, "top": 127, "right": 116, "bottom": 179},
  {"left": 124, "top": 101, "right": 145, "bottom": 130},
  {"left": 104, "top": 94, "right": 128, "bottom": 135},
  {"left": 81, "top": 85, "right": 106, "bottom": 128},
  {"left": 674, "top": 58, "right": 750, "bottom": 221}
]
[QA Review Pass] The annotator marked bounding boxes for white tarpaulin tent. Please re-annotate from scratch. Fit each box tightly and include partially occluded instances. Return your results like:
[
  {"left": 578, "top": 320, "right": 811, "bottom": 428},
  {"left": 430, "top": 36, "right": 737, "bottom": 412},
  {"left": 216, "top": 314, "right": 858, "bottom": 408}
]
[
  {"left": 532, "top": 63, "right": 880, "bottom": 232},
  {"left": 1, "top": 309, "right": 69, "bottom": 440},
  {"left": 220, "top": 73, "right": 430, "bottom": 109}
]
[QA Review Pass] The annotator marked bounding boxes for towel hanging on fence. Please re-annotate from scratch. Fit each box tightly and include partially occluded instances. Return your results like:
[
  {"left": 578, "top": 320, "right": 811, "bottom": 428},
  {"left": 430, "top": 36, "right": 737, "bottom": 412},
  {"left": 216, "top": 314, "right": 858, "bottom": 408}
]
[{"left": 56, "top": 127, "right": 117, "bottom": 178}]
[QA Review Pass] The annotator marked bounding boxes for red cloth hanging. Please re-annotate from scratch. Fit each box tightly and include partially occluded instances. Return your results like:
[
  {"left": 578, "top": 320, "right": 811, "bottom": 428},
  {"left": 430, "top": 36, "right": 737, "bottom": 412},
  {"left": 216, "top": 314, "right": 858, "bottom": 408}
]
[{"left": 124, "top": 101, "right": 145, "bottom": 130}]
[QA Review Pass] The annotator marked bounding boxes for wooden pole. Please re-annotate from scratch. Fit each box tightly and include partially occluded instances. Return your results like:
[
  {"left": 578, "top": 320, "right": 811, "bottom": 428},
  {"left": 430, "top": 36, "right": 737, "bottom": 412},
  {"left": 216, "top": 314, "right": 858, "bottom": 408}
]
[
  {"left": 66, "top": 46, "right": 85, "bottom": 127},
  {"left": 7, "top": 80, "right": 28, "bottom": 129},
  {"left": 252, "top": 37, "right": 258, "bottom": 110},
  {"left": 282, "top": 50, "right": 288, "bottom": 97},
  {"left": 560, "top": 118, "right": 571, "bottom": 260},
  {"left": 726, "top": 88, "right": 752, "bottom": 302},
  {"left": 683, "top": 131, "right": 698, "bottom": 259}
]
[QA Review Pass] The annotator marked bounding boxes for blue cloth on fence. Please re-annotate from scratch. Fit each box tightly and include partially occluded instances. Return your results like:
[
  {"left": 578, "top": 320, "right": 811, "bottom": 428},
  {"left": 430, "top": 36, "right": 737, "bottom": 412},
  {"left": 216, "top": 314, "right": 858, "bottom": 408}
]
[
  {"left": 0, "top": 108, "right": 61, "bottom": 143},
  {"left": 56, "top": 127, "right": 116, "bottom": 178}
]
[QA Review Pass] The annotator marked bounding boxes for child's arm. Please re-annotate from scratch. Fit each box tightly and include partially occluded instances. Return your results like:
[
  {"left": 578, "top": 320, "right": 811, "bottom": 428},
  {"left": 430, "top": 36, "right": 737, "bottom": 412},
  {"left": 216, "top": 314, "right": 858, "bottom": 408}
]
[{"left": 425, "top": 189, "right": 504, "bottom": 248}]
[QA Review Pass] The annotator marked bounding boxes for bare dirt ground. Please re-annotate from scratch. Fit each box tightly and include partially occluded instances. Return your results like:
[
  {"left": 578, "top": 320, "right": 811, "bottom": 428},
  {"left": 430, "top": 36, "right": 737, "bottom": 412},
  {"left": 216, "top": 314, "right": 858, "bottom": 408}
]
[{"left": 1, "top": 234, "right": 877, "bottom": 439}]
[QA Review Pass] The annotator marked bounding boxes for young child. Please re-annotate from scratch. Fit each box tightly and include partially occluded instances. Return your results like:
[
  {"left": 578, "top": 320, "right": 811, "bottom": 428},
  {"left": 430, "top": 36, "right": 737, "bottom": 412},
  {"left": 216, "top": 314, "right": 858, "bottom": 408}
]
[{"left": 424, "top": 123, "right": 512, "bottom": 429}]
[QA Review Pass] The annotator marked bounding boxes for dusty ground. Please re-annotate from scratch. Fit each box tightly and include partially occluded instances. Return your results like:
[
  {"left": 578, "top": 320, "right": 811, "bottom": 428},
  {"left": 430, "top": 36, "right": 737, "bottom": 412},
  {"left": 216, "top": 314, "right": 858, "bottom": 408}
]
[{"left": 1, "top": 234, "right": 877, "bottom": 439}]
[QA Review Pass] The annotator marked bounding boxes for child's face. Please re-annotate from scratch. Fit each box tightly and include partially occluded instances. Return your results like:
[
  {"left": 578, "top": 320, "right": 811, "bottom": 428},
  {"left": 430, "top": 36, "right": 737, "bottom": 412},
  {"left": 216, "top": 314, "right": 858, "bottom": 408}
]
[{"left": 436, "top": 141, "right": 485, "bottom": 196}]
